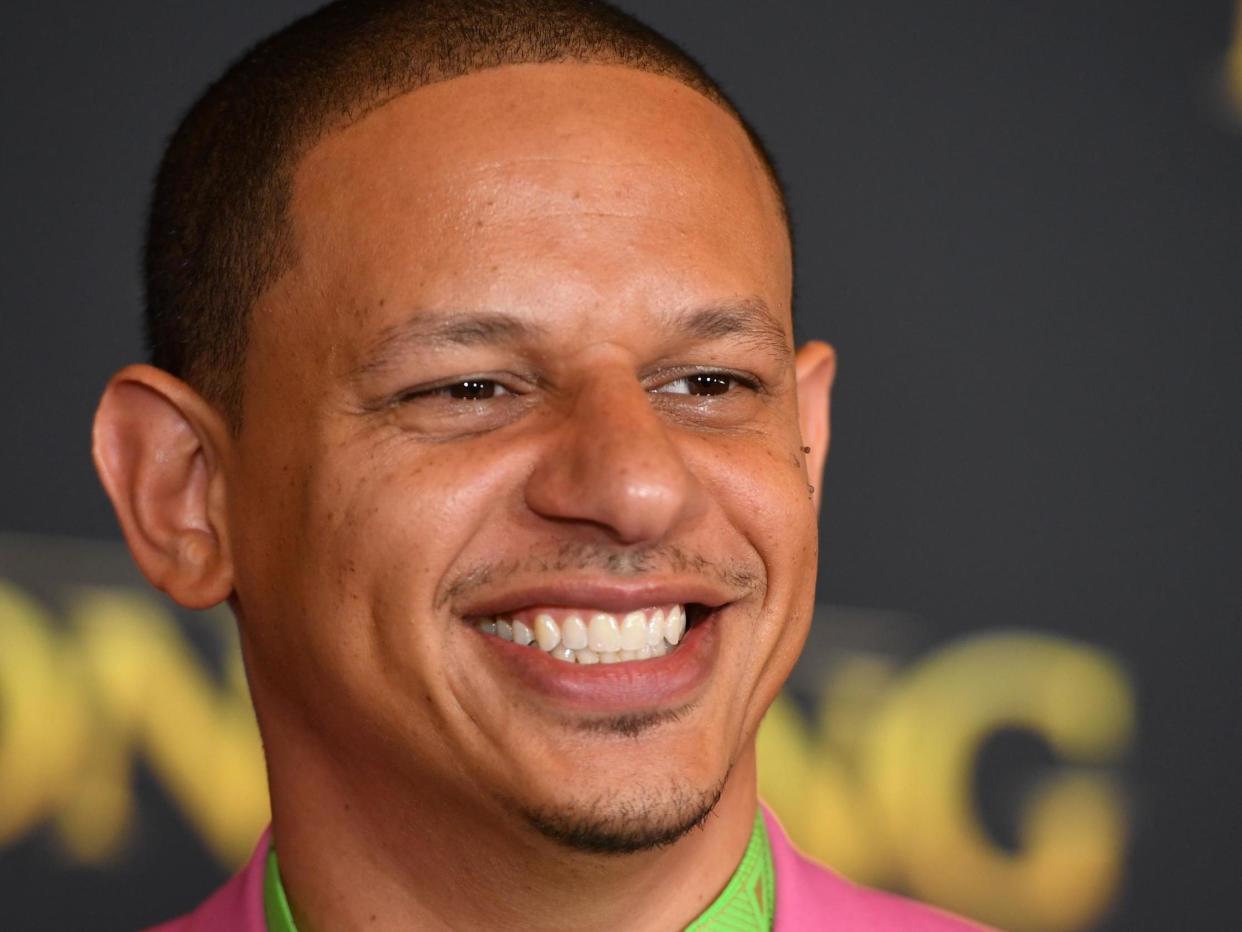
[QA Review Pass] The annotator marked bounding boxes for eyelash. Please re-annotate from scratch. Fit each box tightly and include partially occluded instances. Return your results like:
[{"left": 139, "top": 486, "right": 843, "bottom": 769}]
[
  {"left": 412, "top": 379, "right": 512, "bottom": 402},
  {"left": 397, "top": 370, "right": 761, "bottom": 405},
  {"left": 650, "top": 372, "right": 760, "bottom": 397}
]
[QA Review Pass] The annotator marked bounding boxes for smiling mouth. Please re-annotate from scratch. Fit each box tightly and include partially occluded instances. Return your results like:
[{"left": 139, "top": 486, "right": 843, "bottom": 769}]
[{"left": 471, "top": 603, "right": 713, "bottom": 665}]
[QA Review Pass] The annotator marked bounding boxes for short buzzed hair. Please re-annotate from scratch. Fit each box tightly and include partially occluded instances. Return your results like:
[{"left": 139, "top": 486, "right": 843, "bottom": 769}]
[{"left": 145, "top": 0, "right": 788, "bottom": 425}]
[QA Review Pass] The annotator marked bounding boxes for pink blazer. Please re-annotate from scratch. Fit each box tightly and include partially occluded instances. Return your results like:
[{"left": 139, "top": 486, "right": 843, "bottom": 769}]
[{"left": 150, "top": 811, "right": 986, "bottom": 930}]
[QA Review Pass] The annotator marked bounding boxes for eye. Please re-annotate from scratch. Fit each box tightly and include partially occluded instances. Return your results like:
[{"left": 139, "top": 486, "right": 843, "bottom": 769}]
[
  {"left": 652, "top": 373, "right": 747, "bottom": 396},
  {"left": 442, "top": 379, "right": 508, "bottom": 400},
  {"left": 404, "top": 378, "right": 513, "bottom": 402}
]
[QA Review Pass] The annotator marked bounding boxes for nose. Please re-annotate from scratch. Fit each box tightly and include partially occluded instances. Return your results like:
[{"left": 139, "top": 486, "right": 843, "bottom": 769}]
[{"left": 523, "top": 363, "right": 704, "bottom": 545}]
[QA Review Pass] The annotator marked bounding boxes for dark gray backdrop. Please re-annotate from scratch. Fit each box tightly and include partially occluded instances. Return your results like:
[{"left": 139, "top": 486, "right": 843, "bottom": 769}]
[{"left": 2, "top": 1, "right": 1239, "bottom": 929}]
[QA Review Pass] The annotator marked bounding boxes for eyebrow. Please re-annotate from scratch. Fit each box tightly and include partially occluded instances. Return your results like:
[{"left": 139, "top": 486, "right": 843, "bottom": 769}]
[
  {"left": 351, "top": 310, "right": 550, "bottom": 380},
  {"left": 350, "top": 295, "right": 792, "bottom": 381},
  {"left": 663, "top": 296, "right": 792, "bottom": 362}
]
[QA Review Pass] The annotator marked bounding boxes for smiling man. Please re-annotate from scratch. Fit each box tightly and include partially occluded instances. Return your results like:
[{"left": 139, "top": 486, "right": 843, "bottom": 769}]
[{"left": 93, "top": 1, "right": 981, "bottom": 929}]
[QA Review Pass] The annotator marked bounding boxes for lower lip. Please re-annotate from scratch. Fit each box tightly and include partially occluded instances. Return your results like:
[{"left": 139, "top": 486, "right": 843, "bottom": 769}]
[{"left": 472, "top": 611, "right": 721, "bottom": 713}]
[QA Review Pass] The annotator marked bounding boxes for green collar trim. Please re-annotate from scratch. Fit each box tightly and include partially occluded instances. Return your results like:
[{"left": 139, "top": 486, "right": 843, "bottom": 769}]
[
  {"left": 263, "top": 844, "right": 297, "bottom": 932},
  {"left": 264, "top": 809, "right": 774, "bottom": 931},
  {"left": 685, "top": 809, "right": 775, "bottom": 931}
]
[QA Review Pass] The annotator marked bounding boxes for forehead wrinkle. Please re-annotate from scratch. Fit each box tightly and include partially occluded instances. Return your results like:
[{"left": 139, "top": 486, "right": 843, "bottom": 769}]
[{"left": 350, "top": 309, "right": 550, "bottom": 380}]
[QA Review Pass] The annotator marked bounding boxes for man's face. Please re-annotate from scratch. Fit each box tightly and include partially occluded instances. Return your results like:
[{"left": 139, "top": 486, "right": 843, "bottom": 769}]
[{"left": 229, "top": 63, "right": 822, "bottom": 850}]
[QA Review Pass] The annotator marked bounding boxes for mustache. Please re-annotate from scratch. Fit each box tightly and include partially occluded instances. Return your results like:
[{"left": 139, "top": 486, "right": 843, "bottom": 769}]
[{"left": 437, "top": 540, "right": 764, "bottom": 610}]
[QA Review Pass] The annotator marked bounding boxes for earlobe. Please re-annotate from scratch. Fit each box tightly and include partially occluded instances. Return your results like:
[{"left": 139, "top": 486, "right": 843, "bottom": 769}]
[
  {"left": 793, "top": 341, "right": 836, "bottom": 511},
  {"left": 92, "top": 364, "right": 234, "bottom": 609}
]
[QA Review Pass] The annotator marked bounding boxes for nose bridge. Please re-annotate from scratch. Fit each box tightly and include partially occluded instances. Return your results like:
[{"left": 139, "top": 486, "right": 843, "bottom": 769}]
[
  {"left": 524, "top": 361, "right": 700, "bottom": 544},
  {"left": 574, "top": 364, "right": 662, "bottom": 446}
]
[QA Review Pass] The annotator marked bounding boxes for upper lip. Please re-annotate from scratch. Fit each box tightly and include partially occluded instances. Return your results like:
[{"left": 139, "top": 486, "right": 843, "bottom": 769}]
[{"left": 455, "top": 577, "right": 740, "bottom": 619}]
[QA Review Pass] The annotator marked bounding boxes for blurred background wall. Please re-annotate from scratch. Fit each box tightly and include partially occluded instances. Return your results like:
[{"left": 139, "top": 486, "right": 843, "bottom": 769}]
[{"left": 2, "top": 1, "right": 1239, "bottom": 929}]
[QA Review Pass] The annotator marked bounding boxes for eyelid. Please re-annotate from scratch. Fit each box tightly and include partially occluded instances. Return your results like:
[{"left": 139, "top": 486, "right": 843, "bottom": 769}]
[
  {"left": 382, "top": 365, "right": 763, "bottom": 407},
  {"left": 646, "top": 367, "right": 764, "bottom": 393},
  {"left": 391, "top": 373, "right": 530, "bottom": 405}
]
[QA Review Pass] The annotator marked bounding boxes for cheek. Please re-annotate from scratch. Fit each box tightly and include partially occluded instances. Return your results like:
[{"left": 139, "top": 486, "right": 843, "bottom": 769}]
[
  {"left": 235, "top": 436, "right": 520, "bottom": 727},
  {"left": 693, "top": 432, "right": 818, "bottom": 679},
  {"left": 313, "top": 435, "right": 526, "bottom": 614},
  {"left": 697, "top": 431, "right": 817, "bottom": 563}
]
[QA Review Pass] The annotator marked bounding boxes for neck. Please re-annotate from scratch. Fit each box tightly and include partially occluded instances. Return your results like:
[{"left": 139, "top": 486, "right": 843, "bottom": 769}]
[{"left": 264, "top": 735, "right": 759, "bottom": 932}]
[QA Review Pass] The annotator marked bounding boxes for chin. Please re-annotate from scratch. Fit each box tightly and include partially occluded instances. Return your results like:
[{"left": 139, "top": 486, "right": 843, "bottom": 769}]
[
  {"left": 494, "top": 714, "right": 741, "bottom": 855},
  {"left": 517, "top": 771, "right": 730, "bottom": 855}
]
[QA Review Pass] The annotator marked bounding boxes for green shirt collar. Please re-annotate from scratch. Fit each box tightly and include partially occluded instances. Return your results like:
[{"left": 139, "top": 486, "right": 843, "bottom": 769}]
[
  {"left": 264, "top": 809, "right": 774, "bottom": 931},
  {"left": 684, "top": 808, "right": 775, "bottom": 931},
  {"left": 263, "top": 847, "right": 296, "bottom": 932}
]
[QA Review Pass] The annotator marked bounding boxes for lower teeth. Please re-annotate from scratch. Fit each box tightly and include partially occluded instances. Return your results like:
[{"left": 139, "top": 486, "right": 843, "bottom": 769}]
[{"left": 510, "top": 637, "right": 674, "bottom": 664}]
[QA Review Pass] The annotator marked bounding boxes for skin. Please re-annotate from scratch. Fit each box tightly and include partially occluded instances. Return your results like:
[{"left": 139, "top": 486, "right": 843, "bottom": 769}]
[{"left": 94, "top": 63, "right": 835, "bottom": 931}]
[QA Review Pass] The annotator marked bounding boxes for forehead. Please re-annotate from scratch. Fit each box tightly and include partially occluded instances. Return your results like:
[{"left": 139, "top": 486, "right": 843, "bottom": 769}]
[{"left": 275, "top": 62, "right": 790, "bottom": 347}]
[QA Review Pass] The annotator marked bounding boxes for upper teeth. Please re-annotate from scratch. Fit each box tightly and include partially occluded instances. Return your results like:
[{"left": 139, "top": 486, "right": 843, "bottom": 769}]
[{"left": 474, "top": 604, "right": 688, "bottom": 664}]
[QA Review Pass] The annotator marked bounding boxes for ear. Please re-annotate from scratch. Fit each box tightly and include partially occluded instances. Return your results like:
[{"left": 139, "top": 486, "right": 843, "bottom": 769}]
[
  {"left": 794, "top": 341, "right": 836, "bottom": 511},
  {"left": 92, "top": 364, "right": 234, "bottom": 609}
]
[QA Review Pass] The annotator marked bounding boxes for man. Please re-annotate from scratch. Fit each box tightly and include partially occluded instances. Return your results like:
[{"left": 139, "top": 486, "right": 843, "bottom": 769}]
[{"left": 92, "top": 1, "right": 983, "bottom": 928}]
